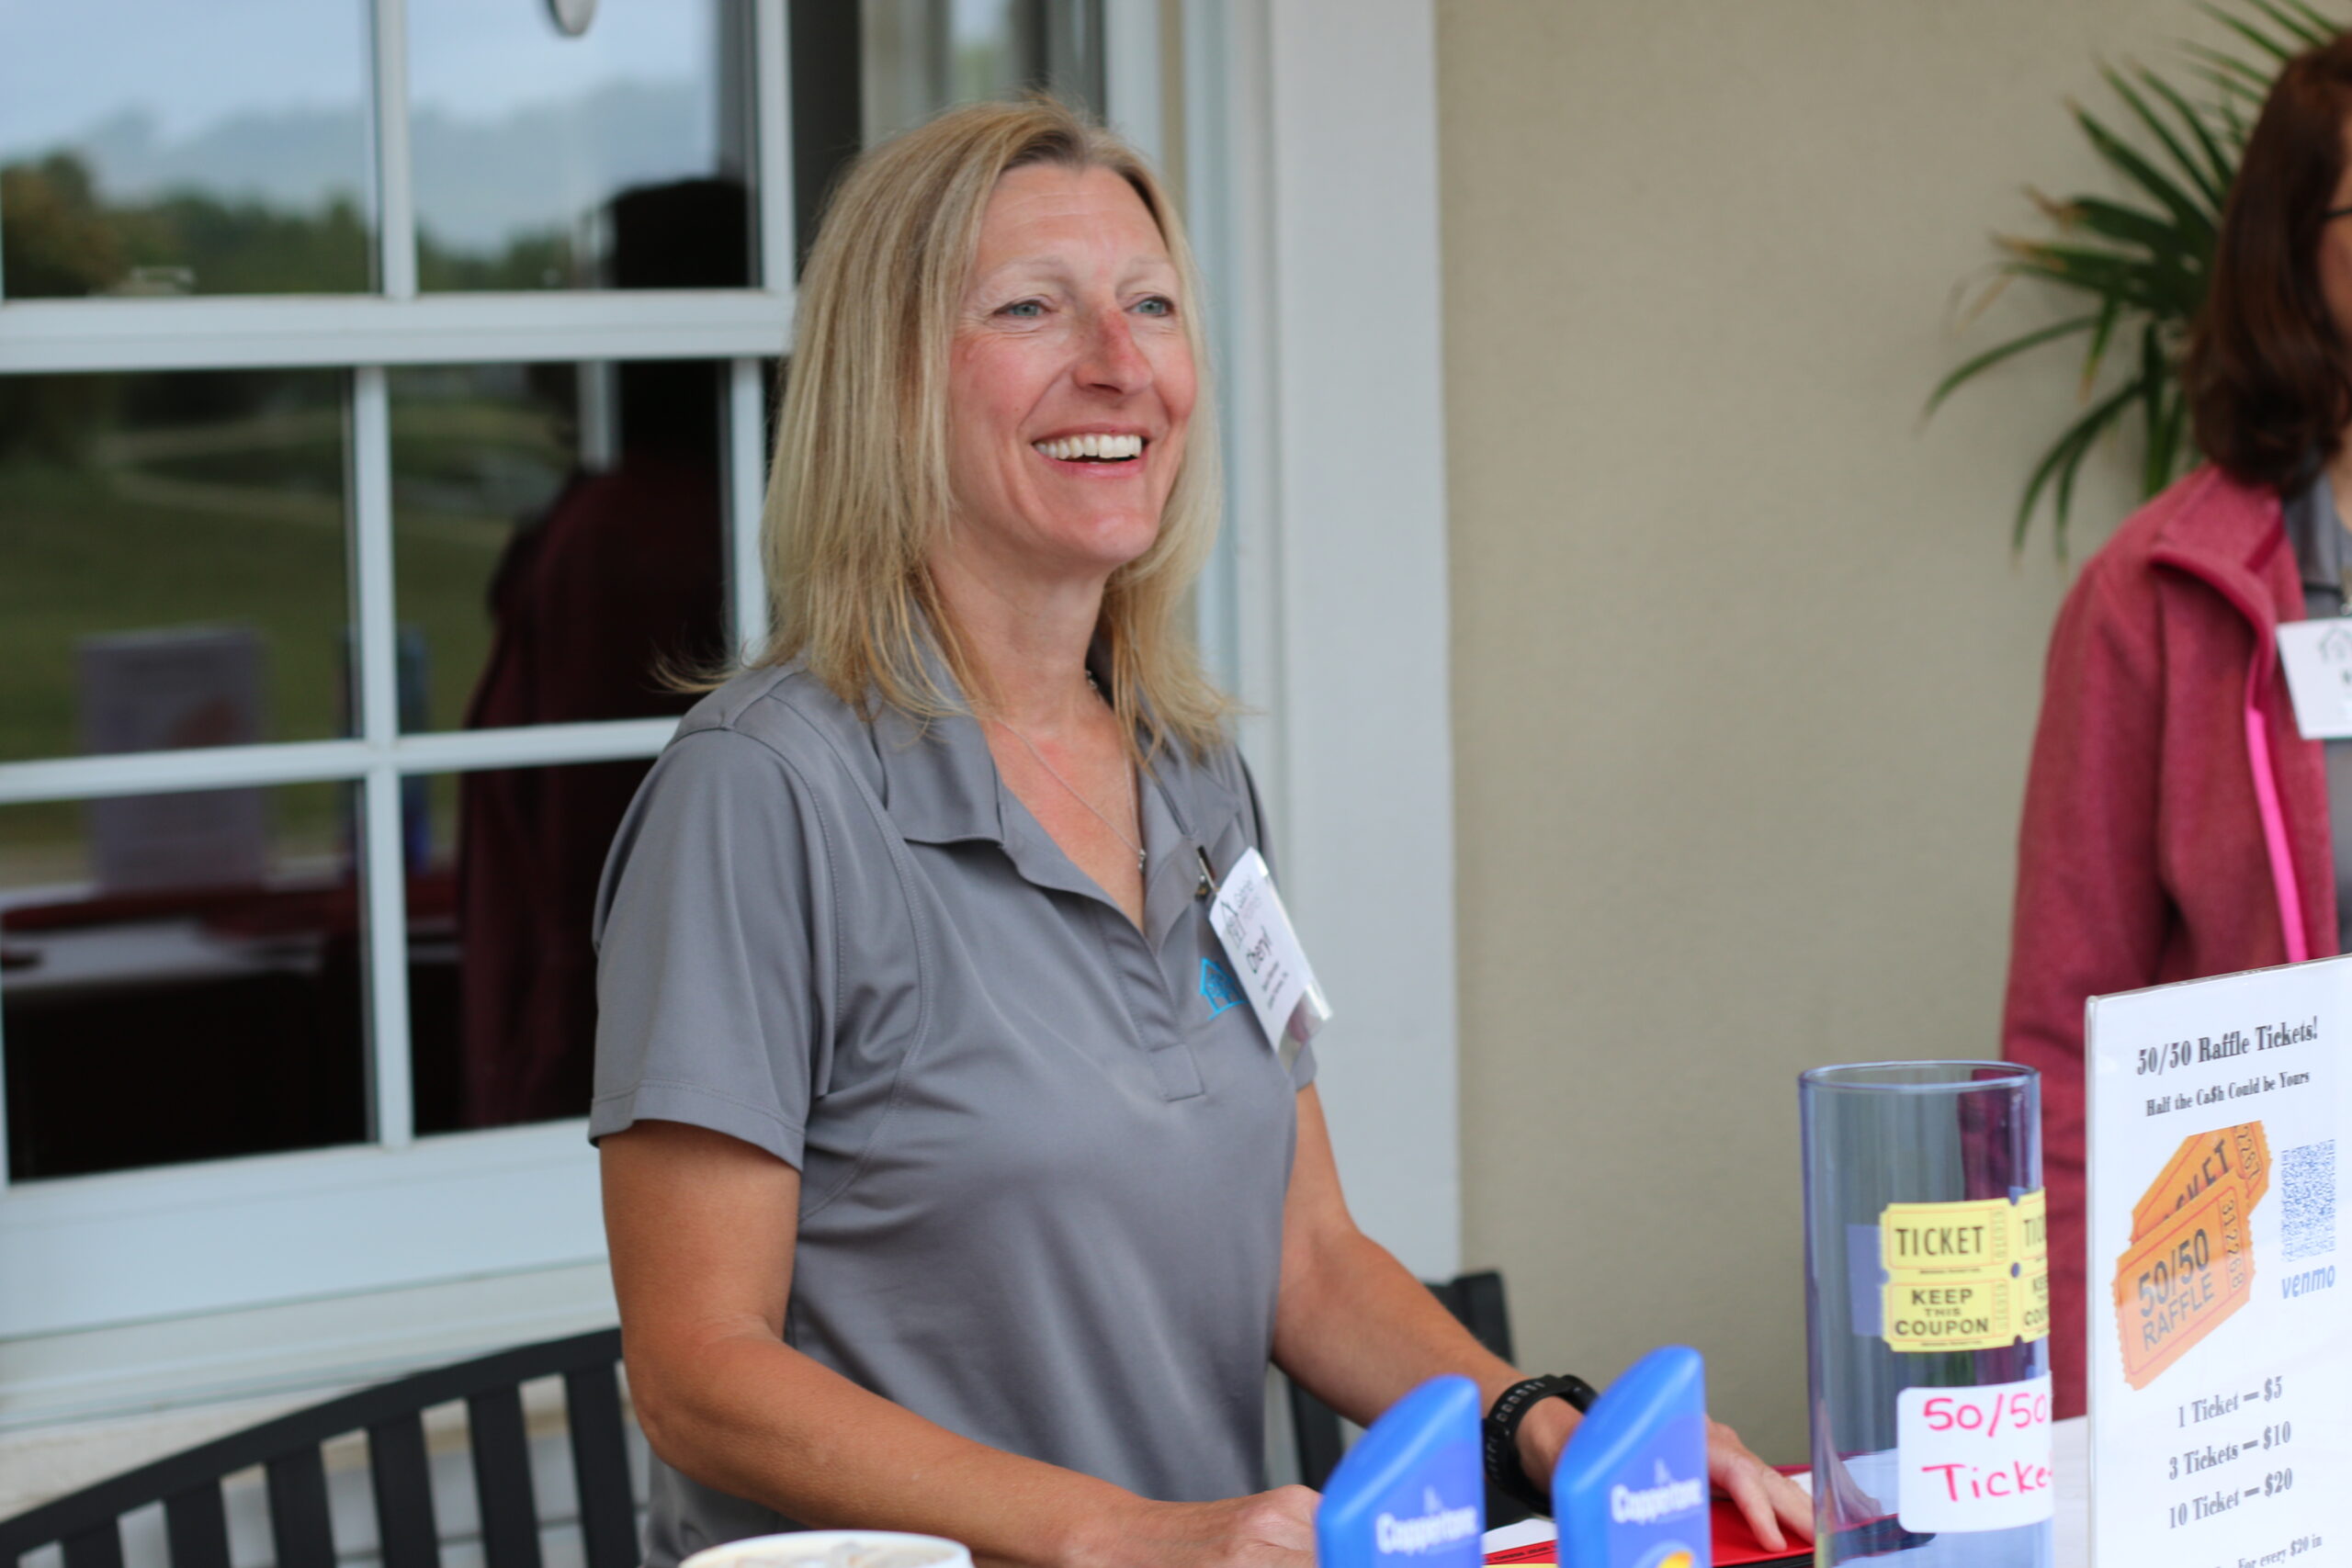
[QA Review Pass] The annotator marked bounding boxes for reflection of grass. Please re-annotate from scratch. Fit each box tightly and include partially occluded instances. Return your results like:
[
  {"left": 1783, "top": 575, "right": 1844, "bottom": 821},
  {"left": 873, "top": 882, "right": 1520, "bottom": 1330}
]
[
  {"left": 0, "top": 453, "right": 353, "bottom": 861},
  {"left": 0, "top": 458, "right": 350, "bottom": 755},
  {"left": 0, "top": 779, "right": 355, "bottom": 897},
  {"left": 390, "top": 386, "right": 575, "bottom": 731},
  {"left": 0, "top": 389, "right": 569, "bottom": 859}
]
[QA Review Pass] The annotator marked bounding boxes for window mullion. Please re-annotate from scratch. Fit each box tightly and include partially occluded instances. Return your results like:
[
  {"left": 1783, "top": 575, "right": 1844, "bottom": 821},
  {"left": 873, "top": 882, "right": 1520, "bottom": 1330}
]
[
  {"left": 1102, "top": 0, "right": 1167, "bottom": 172},
  {"left": 726, "top": 358, "right": 771, "bottom": 658},
  {"left": 351, "top": 367, "right": 414, "bottom": 1148},
  {"left": 371, "top": 0, "right": 418, "bottom": 299},
  {"left": 754, "top": 0, "right": 795, "bottom": 290},
  {"left": 0, "top": 940, "right": 13, "bottom": 1191}
]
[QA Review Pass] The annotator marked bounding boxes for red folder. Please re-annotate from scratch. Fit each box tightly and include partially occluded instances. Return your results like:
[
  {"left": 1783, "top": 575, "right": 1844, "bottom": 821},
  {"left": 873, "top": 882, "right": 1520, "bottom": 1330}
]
[{"left": 1483, "top": 1493, "right": 1810, "bottom": 1567}]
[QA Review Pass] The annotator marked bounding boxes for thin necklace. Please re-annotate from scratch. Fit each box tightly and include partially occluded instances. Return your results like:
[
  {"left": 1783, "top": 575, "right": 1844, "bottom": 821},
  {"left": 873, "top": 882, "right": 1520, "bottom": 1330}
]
[{"left": 990, "top": 678, "right": 1145, "bottom": 875}]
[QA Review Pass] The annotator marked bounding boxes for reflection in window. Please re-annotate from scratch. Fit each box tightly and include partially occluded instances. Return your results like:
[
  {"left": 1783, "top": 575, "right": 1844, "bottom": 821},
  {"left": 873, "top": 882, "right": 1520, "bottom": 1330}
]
[
  {"left": 860, "top": 0, "right": 1104, "bottom": 144},
  {"left": 389, "top": 354, "right": 727, "bottom": 736},
  {"left": 408, "top": 761, "right": 661, "bottom": 1134},
  {"left": 0, "top": 782, "right": 368, "bottom": 1180},
  {"left": 405, "top": 0, "right": 756, "bottom": 290},
  {"left": 0, "top": 368, "right": 354, "bottom": 764},
  {"left": 0, "top": 1, "right": 372, "bottom": 297}
]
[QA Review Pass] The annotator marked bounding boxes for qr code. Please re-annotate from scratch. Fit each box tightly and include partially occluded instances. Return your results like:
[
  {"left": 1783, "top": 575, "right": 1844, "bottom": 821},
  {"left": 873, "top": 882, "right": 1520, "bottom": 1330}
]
[{"left": 2282, "top": 1140, "right": 2335, "bottom": 1261}]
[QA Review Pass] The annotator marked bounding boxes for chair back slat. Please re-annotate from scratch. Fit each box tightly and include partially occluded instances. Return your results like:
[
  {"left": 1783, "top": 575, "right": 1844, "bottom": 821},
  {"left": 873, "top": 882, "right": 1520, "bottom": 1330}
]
[
  {"left": 1446, "top": 1270, "right": 1514, "bottom": 1363},
  {"left": 1286, "top": 1271, "right": 1520, "bottom": 1503},
  {"left": 265, "top": 1449, "right": 339, "bottom": 1568},
  {"left": 0, "top": 1330, "right": 633, "bottom": 1568},
  {"left": 561, "top": 1364, "right": 639, "bottom": 1568},
  {"left": 367, "top": 1413, "right": 441, "bottom": 1568},
  {"left": 162, "top": 1484, "right": 230, "bottom": 1568},
  {"left": 61, "top": 1520, "right": 124, "bottom": 1568},
  {"left": 1285, "top": 1382, "right": 1348, "bottom": 1490},
  {"left": 466, "top": 1387, "right": 545, "bottom": 1568}
]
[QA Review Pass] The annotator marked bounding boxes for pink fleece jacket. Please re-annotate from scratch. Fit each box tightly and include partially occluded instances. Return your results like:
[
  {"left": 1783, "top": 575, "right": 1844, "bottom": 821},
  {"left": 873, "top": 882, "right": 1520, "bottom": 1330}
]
[{"left": 2004, "top": 465, "right": 2336, "bottom": 1418}]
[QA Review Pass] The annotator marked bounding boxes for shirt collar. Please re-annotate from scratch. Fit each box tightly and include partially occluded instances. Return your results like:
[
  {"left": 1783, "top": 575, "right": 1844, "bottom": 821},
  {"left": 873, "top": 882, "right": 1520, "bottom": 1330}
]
[
  {"left": 867, "top": 637, "right": 1249, "bottom": 922},
  {"left": 2286, "top": 469, "right": 2346, "bottom": 601}
]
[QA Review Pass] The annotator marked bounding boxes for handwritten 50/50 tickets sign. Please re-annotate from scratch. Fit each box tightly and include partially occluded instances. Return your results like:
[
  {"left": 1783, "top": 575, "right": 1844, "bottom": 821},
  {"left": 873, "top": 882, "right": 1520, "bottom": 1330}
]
[{"left": 1895, "top": 1377, "right": 2055, "bottom": 1531}]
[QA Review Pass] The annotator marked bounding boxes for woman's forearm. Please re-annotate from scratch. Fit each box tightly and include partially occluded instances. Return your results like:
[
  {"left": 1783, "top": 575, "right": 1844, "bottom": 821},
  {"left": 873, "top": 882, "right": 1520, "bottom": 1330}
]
[
  {"left": 1269, "top": 1091, "right": 1577, "bottom": 1479},
  {"left": 632, "top": 1324, "right": 1137, "bottom": 1568},
  {"left": 1269, "top": 1225, "right": 1528, "bottom": 1426}
]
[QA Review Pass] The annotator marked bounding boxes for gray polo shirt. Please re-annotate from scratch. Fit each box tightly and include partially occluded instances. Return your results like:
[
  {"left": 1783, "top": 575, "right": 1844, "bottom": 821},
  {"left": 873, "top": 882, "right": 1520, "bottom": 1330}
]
[
  {"left": 2283, "top": 471, "right": 2352, "bottom": 954},
  {"left": 590, "top": 661, "right": 1317, "bottom": 1564}
]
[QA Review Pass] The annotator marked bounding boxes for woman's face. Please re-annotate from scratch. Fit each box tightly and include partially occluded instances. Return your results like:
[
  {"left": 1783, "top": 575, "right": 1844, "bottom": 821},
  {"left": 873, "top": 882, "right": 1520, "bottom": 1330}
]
[{"left": 942, "top": 162, "right": 1195, "bottom": 587}]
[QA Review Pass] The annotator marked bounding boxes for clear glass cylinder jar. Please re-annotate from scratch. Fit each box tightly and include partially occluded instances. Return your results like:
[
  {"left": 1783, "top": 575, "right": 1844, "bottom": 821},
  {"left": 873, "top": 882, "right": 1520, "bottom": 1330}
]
[{"left": 1800, "top": 1062, "right": 2052, "bottom": 1568}]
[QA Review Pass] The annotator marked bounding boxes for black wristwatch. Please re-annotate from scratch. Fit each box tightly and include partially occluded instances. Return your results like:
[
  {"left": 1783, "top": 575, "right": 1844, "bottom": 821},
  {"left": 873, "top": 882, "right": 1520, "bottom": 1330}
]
[{"left": 1483, "top": 1373, "right": 1598, "bottom": 1516}]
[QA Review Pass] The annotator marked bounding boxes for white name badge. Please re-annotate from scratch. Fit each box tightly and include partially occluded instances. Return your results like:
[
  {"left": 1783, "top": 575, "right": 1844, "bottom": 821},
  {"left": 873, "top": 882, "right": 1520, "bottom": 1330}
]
[
  {"left": 2278, "top": 618, "right": 2352, "bottom": 739},
  {"left": 1208, "top": 848, "right": 1331, "bottom": 1056}
]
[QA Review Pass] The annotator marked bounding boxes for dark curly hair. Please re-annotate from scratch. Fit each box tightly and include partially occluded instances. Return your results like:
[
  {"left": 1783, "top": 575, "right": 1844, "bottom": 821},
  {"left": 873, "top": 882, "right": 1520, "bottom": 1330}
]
[{"left": 2186, "top": 31, "right": 2352, "bottom": 491}]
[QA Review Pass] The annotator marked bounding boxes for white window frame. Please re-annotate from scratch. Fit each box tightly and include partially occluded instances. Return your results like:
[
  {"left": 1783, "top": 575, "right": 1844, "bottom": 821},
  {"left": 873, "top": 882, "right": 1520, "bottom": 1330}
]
[
  {"left": 0, "top": 0, "right": 795, "bottom": 1348},
  {"left": 1174, "top": 0, "right": 1459, "bottom": 1282},
  {"left": 0, "top": 0, "right": 1458, "bottom": 1419}
]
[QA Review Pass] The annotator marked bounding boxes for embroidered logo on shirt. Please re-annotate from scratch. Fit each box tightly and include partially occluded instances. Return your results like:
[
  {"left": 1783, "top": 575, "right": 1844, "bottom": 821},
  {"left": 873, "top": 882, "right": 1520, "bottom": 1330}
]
[{"left": 1200, "top": 957, "right": 1244, "bottom": 1017}]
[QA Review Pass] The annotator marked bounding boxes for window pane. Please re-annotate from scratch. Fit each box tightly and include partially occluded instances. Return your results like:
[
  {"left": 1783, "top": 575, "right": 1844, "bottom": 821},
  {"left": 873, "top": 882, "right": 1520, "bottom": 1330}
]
[
  {"left": 860, "top": 0, "right": 1104, "bottom": 145},
  {"left": 0, "top": 780, "right": 368, "bottom": 1180},
  {"left": 407, "top": 761, "right": 653, "bottom": 1134},
  {"left": 406, "top": 0, "right": 754, "bottom": 292},
  {"left": 0, "top": 369, "right": 354, "bottom": 764},
  {"left": 0, "top": 1, "right": 372, "bottom": 298},
  {"left": 390, "top": 361, "right": 727, "bottom": 735}
]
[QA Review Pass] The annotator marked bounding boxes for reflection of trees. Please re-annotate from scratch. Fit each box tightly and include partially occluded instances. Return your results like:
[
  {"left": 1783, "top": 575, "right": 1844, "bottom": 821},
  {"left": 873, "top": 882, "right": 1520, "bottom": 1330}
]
[
  {"left": 0, "top": 152, "right": 582, "bottom": 457},
  {"left": 1, "top": 149, "right": 583, "bottom": 305},
  {"left": 0, "top": 157, "right": 119, "bottom": 460},
  {"left": 2, "top": 155, "right": 121, "bottom": 296},
  {"left": 0, "top": 152, "right": 370, "bottom": 298},
  {"left": 418, "top": 229, "right": 575, "bottom": 292}
]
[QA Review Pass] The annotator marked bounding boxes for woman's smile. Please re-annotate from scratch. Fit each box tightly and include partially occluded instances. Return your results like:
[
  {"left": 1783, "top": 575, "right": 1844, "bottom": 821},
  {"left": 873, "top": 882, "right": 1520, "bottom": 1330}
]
[{"left": 944, "top": 162, "right": 1196, "bottom": 581}]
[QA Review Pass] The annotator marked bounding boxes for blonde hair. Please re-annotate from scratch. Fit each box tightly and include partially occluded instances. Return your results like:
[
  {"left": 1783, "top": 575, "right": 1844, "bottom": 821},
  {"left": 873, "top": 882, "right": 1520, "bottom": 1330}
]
[{"left": 752, "top": 96, "right": 1229, "bottom": 758}]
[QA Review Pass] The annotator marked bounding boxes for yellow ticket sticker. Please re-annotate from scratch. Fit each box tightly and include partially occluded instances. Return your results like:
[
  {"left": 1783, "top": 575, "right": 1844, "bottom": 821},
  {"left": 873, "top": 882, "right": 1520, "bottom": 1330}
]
[
  {"left": 1877, "top": 1190, "right": 2052, "bottom": 1352},
  {"left": 2015, "top": 1189, "right": 2049, "bottom": 1261},
  {"left": 1882, "top": 1198, "right": 2019, "bottom": 1272},
  {"left": 2013, "top": 1254, "right": 2052, "bottom": 1341},
  {"left": 1882, "top": 1191, "right": 2048, "bottom": 1274},
  {"left": 1883, "top": 1272, "right": 2027, "bottom": 1351}
]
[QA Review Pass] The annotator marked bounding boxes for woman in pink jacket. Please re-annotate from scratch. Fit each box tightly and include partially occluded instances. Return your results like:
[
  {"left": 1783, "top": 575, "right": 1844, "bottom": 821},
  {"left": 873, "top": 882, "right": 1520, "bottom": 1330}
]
[{"left": 2006, "top": 32, "right": 2352, "bottom": 1417}]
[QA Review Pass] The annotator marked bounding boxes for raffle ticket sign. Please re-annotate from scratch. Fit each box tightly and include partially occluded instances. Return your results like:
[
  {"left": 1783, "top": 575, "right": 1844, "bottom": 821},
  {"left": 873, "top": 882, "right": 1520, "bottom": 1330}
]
[{"left": 2087, "top": 958, "right": 2348, "bottom": 1568}]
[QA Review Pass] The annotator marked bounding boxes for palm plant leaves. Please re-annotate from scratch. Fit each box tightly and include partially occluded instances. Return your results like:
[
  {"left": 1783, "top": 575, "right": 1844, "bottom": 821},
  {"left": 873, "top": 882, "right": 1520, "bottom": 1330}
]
[{"left": 1932, "top": 0, "right": 2346, "bottom": 554}]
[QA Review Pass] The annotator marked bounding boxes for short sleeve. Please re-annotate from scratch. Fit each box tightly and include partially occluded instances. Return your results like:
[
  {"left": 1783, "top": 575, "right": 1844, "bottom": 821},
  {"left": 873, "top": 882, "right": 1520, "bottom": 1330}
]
[
  {"left": 589, "top": 728, "right": 834, "bottom": 1168},
  {"left": 1230, "top": 748, "right": 1317, "bottom": 1092}
]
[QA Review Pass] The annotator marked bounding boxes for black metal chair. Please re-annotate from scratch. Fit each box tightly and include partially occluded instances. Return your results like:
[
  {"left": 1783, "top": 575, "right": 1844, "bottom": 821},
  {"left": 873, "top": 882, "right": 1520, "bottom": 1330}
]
[
  {"left": 0, "top": 1328, "right": 636, "bottom": 1568},
  {"left": 1287, "top": 1269, "right": 1527, "bottom": 1522}
]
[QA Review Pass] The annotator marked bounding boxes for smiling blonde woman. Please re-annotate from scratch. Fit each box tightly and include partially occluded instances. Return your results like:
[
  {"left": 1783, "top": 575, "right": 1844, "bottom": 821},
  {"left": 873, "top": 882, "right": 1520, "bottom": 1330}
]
[
  {"left": 591, "top": 97, "right": 1807, "bottom": 1568},
  {"left": 757, "top": 97, "right": 1225, "bottom": 761}
]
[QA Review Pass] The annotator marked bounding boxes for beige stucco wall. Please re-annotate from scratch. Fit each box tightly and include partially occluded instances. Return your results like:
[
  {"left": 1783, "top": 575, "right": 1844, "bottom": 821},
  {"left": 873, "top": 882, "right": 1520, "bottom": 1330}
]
[{"left": 1441, "top": 0, "right": 2199, "bottom": 1461}]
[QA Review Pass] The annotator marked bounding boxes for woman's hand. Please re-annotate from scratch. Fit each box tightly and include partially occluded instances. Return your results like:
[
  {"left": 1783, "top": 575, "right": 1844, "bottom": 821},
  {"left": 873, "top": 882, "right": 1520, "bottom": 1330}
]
[
  {"left": 1078, "top": 1486, "right": 1318, "bottom": 1568},
  {"left": 1518, "top": 1403, "right": 1812, "bottom": 1552},
  {"left": 1706, "top": 1417, "right": 1813, "bottom": 1552}
]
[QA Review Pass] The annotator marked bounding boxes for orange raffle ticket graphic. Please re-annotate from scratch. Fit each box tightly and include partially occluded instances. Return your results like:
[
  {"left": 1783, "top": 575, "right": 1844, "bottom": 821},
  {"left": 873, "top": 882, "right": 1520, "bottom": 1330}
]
[
  {"left": 2128, "top": 1121, "right": 2270, "bottom": 1241},
  {"left": 2111, "top": 1172, "right": 2256, "bottom": 1390}
]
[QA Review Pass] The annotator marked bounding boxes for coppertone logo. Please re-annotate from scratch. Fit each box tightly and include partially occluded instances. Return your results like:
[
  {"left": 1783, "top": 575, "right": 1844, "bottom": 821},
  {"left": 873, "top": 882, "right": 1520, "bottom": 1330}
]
[
  {"left": 1610, "top": 1461, "right": 1706, "bottom": 1525},
  {"left": 1374, "top": 1487, "right": 1480, "bottom": 1555}
]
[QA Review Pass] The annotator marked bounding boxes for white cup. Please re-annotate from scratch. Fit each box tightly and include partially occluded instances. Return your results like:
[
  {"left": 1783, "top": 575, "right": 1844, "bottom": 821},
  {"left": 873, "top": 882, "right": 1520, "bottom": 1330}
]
[{"left": 680, "top": 1530, "right": 975, "bottom": 1568}]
